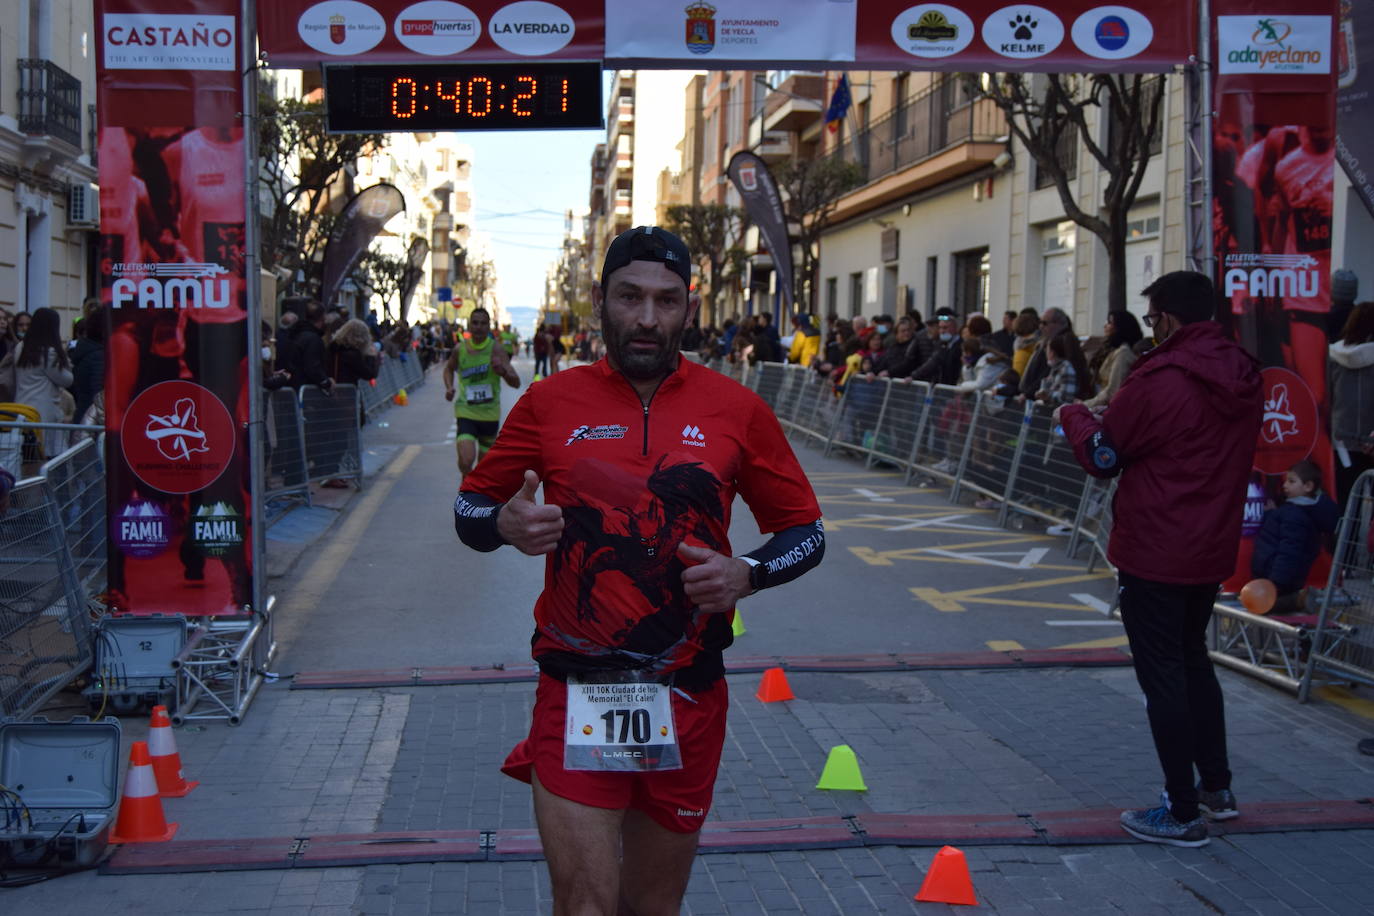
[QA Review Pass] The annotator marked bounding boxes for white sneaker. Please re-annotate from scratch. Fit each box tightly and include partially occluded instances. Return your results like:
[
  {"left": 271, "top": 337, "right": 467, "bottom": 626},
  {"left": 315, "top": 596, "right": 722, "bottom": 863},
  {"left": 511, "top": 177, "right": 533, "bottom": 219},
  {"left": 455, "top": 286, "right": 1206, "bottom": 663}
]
[
  {"left": 1045, "top": 523, "right": 1073, "bottom": 536},
  {"left": 932, "top": 459, "right": 956, "bottom": 473}
]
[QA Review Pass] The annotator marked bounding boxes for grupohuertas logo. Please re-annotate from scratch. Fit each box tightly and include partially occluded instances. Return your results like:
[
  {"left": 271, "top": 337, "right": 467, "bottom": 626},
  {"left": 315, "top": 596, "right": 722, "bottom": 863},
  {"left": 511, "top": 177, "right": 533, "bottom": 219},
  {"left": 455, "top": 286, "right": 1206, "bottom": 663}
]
[
  {"left": 110, "top": 262, "right": 232, "bottom": 311},
  {"left": 1218, "top": 14, "right": 1331, "bottom": 74},
  {"left": 190, "top": 502, "right": 243, "bottom": 556},
  {"left": 1222, "top": 253, "right": 1321, "bottom": 300},
  {"left": 394, "top": 0, "right": 480, "bottom": 55}
]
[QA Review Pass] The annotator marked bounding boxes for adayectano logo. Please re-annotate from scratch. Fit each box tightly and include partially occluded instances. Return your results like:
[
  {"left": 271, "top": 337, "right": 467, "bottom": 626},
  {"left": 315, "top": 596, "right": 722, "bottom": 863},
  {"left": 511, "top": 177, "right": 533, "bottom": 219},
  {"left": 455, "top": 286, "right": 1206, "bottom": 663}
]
[
  {"left": 1219, "top": 14, "right": 1331, "bottom": 73},
  {"left": 122, "top": 380, "right": 237, "bottom": 495}
]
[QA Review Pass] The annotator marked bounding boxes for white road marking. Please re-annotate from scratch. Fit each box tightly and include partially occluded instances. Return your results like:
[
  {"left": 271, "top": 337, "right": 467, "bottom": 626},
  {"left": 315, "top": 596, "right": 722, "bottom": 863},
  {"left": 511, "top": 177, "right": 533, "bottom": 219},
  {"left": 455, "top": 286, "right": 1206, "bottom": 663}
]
[
  {"left": 854, "top": 488, "right": 895, "bottom": 502},
  {"left": 924, "top": 546, "right": 1050, "bottom": 570},
  {"left": 1045, "top": 620, "right": 1124, "bottom": 627},
  {"left": 857, "top": 513, "right": 1000, "bottom": 532},
  {"left": 1071, "top": 593, "right": 1113, "bottom": 616}
]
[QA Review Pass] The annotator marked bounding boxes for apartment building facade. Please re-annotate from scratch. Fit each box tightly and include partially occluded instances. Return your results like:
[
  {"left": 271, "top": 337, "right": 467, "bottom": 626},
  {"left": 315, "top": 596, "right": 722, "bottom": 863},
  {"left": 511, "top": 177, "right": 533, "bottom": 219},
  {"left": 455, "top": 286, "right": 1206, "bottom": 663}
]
[{"left": 0, "top": 0, "right": 99, "bottom": 329}]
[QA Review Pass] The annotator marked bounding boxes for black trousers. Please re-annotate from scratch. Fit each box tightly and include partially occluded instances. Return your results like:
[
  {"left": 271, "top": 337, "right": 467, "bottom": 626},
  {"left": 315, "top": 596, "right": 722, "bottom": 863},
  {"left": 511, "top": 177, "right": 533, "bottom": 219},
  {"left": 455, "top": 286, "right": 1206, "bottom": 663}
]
[{"left": 1118, "top": 571, "right": 1232, "bottom": 821}]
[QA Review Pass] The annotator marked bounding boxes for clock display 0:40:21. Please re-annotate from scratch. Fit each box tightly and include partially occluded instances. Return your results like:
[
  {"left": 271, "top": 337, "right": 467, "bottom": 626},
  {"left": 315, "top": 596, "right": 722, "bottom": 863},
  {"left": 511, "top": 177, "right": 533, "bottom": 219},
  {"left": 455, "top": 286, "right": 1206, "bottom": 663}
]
[{"left": 389, "top": 75, "right": 569, "bottom": 120}]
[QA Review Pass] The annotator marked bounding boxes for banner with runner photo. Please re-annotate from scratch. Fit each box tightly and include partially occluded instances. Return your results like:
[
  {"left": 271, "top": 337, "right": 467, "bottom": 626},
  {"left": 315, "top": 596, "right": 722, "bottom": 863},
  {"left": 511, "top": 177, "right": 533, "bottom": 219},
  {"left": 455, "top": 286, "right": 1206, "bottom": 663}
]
[
  {"left": 97, "top": 0, "right": 253, "bottom": 615},
  {"left": 1210, "top": 0, "right": 1338, "bottom": 589}
]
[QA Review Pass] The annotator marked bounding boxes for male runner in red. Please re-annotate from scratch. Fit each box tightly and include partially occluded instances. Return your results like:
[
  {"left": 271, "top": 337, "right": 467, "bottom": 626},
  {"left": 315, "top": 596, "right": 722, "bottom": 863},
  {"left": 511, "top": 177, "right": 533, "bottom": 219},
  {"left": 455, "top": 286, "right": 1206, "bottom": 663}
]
[{"left": 455, "top": 226, "right": 824, "bottom": 915}]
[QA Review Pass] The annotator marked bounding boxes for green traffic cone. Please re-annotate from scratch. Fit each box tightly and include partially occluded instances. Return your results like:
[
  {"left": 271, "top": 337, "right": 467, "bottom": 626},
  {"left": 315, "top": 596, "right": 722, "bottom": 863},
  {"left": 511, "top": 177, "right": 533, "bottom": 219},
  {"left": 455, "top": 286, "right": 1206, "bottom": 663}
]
[
  {"left": 816, "top": 744, "right": 867, "bottom": 791},
  {"left": 731, "top": 609, "right": 746, "bottom": 637}
]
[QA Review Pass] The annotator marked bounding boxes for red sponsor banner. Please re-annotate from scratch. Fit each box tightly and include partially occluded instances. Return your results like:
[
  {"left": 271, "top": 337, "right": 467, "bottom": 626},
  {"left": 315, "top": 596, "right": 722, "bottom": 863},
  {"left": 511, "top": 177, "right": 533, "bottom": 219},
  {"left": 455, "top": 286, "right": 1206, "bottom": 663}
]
[
  {"left": 261, "top": 0, "right": 1192, "bottom": 71},
  {"left": 257, "top": 0, "right": 605, "bottom": 66},
  {"left": 853, "top": 0, "right": 1196, "bottom": 71},
  {"left": 98, "top": 0, "right": 253, "bottom": 616},
  {"left": 1211, "top": 0, "right": 1338, "bottom": 589}
]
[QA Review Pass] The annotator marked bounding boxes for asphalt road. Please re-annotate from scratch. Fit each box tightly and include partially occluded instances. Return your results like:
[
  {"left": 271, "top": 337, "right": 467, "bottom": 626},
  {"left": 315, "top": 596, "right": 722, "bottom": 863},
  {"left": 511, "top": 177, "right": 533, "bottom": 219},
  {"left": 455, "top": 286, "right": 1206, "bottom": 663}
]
[{"left": 270, "top": 354, "right": 1121, "bottom": 677}]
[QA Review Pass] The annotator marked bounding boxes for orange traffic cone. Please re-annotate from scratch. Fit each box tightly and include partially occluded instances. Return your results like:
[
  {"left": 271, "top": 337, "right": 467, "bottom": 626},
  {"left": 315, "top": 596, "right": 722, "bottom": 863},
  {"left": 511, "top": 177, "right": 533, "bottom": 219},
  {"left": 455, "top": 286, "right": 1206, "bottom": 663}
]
[
  {"left": 755, "top": 667, "right": 795, "bottom": 702},
  {"left": 109, "top": 741, "right": 178, "bottom": 843},
  {"left": 915, "top": 845, "right": 977, "bottom": 906},
  {"left": 148, "top": 705, "right": 198, "bottom": 797}
]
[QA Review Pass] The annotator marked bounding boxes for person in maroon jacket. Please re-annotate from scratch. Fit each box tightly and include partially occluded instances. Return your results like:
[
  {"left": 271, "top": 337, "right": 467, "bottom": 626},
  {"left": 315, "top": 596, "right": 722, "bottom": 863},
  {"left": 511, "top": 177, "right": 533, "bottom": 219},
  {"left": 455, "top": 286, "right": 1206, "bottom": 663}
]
[{"left": 1056, "top": 271, "right": 1262, "bottom": 848}]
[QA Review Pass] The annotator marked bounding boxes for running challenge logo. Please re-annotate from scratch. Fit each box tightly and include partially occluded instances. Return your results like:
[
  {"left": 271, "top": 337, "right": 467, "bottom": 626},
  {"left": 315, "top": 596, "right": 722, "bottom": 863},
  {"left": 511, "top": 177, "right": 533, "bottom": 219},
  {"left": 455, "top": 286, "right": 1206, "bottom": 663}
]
[
  {"left": 1219, "top": 15, "right": 1331, "bottom": 74},
  {"left": 1255, "top": 367, "right": 1319, "bottom": 474},
  {"left": 122, "top": 380, "right": 237, "bottom": 494},
  {"left": 103, "top": 14, "right": 236, "bottom": 70},
  {"left": 109, "top": 262, "right": 232, "bottom": 311},
  {"left": 1222, "top": 253, "right": 1321, "bottom": 300}
]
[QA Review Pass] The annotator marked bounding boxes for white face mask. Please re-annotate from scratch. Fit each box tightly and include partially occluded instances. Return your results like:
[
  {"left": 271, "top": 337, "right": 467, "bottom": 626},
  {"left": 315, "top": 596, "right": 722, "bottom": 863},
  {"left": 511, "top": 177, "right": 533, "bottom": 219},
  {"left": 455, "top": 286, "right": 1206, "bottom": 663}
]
[
  {"left": 939, "top": 332, "right": 955, "bottom": 343},
  {"left": 261, "top": 346, "right": 272, "bottom": 360}
]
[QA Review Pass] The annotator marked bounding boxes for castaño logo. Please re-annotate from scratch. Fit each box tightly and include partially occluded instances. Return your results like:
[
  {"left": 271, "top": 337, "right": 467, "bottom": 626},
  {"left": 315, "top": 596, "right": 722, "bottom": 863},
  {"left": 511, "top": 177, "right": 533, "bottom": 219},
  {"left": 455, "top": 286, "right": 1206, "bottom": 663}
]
[{"left": 103, "top": 14, "right": 236, "bottom": 71}]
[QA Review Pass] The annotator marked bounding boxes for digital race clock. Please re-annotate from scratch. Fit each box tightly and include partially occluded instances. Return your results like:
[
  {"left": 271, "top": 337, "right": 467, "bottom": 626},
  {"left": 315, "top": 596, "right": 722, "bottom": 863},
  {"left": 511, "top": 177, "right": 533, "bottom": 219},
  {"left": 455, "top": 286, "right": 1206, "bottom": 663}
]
[{"left": 324, "top": 62, "right": 603, "bottom": 133}]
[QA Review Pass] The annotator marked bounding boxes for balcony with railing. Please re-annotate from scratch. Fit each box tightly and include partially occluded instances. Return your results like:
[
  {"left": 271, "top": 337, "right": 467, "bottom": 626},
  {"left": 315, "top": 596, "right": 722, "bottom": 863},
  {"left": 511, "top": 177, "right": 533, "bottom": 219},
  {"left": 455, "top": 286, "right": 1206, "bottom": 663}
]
[
  {"left": 824, "top": 81, "right": 1006, "bottom": 221},
  {"left": 763, "top": 74, "right": 825, "bottom": 133},
  {"left": 19, "top": 59, "right": 83, "bottom": 150}
]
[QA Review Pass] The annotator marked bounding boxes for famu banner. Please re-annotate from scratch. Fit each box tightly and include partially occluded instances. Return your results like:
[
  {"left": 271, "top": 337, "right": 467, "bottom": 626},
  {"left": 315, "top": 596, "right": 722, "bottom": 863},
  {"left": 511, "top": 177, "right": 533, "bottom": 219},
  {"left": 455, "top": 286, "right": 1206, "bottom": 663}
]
[
  {"left": 1211, "top": 0, "right": 1337, "bottom": 588},
  {"left": 97, "top": 0, "right": 253, "bottom": 616}
]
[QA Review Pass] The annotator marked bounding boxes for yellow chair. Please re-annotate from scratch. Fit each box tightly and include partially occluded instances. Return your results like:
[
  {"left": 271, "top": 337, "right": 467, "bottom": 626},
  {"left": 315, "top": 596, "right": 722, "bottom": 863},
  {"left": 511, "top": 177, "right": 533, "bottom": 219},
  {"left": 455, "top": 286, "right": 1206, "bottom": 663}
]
[{"left": 0, "top": 402, "right": 45, "bottom": 473}]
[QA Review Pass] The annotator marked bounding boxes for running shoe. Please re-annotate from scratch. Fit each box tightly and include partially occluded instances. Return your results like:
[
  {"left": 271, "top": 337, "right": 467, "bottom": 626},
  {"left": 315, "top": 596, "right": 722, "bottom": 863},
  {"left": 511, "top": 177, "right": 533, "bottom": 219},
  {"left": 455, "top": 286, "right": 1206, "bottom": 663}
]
[
  {"left": 1197, "top": 785, "right": 1239, "bottom": 821},
  {"left": 1120, "top": 804, "right": 1209, "bottom": 847}
]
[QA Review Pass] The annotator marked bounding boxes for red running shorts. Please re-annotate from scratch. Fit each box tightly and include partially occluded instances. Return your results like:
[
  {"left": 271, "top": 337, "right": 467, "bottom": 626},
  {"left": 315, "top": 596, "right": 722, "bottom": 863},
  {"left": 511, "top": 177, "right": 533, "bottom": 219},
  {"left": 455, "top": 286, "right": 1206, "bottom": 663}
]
[{"left": 502, "top": 673, "right": 728, "bottom": 834}]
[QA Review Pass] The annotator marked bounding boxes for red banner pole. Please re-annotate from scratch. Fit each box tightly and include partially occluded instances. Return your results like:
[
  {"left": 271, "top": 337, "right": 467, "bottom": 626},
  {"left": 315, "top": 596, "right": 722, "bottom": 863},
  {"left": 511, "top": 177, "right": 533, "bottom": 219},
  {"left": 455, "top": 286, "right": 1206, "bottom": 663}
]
[{"left": 1210, "top": 1, "right": 1340, "bottom": 592}]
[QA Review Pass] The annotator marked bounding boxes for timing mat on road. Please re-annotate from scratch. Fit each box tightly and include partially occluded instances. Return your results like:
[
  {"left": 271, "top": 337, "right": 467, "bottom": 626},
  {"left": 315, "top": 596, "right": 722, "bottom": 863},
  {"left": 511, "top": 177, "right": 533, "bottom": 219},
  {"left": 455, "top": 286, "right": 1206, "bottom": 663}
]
[
  {"left": 288, "top": 648, "right": 1132, "bottom": 689},
  {"left": 100, "top": 799, "right": 1374, "bottom": 875}
]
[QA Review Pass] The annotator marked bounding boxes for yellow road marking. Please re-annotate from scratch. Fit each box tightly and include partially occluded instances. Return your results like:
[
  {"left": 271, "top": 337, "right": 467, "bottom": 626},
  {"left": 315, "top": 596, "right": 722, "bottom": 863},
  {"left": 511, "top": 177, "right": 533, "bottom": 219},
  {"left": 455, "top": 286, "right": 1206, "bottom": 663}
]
[
  {"left": 1313, "top": 685, "right": 1374, "bottom": 722},
  {"left": 940, "top": 572, "right": 1114, "bottom": 600},
  {"left": 912, "top": 587, "right": 965, "bottom": 611},
  {"left": 986, "top": 640, "right": 1024, "bottom": 651},
  {"left": 1055, "top": 635, "right": 1131, "bottom": 649},
  {"left": 959, "top": 598, "right": 1103, "bottom": 611},
  {"left": 850, "top": 546, "right": 894, "bottom": 566},
  {"left": 285, "top": 445, "right": 421, "bottom": 613}
]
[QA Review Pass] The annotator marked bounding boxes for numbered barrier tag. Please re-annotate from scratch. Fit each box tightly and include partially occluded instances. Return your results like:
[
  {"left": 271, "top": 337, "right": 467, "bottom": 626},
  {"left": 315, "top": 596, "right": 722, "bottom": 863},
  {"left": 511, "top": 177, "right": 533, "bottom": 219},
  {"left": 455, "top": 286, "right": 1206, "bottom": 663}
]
[{"left": 564, "top": 672, "right": 681, "bottom": 772}]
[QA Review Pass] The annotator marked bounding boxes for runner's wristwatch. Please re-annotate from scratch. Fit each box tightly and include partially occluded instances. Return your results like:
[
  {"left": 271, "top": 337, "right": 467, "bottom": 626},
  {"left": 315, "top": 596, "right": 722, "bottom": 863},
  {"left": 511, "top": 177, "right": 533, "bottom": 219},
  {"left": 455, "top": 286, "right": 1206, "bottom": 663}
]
[{"left": 740, "top": 556, "right": 766, "bottom": 593}]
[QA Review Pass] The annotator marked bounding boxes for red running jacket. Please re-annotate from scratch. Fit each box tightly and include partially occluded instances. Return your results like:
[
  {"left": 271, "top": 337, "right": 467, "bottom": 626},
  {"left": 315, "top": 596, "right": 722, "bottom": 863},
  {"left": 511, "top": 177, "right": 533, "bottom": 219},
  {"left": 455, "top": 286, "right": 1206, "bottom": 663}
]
[
  {"left": 1060, "top": 321, "right": 1262, "bottom": 585},
  {"left": 461, "top": 357, "right": 821, "bottom": 684}
]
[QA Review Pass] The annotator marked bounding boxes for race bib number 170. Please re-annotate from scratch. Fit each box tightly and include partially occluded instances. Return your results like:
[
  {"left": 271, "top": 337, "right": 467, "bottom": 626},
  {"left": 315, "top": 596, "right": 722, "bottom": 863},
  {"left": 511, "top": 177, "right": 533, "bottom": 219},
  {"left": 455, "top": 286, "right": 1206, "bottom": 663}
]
[{"left": 564, "top": 673, "right": 682, "bottom": 772}]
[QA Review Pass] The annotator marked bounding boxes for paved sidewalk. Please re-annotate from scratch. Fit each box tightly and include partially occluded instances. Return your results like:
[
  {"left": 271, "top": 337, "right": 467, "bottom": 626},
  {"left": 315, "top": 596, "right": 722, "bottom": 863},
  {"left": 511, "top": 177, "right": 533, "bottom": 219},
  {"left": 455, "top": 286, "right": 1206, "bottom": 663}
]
[{"left": 9, "top": 360, "right": 1374, "bottom": 914}]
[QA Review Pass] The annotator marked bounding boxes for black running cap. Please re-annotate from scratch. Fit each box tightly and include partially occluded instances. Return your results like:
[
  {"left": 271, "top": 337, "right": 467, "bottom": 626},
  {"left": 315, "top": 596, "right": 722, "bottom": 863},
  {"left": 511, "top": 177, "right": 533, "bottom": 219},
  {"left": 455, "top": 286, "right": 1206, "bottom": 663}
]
[{"left": 600, "top": 226, "right": 692, "bottom": 293}]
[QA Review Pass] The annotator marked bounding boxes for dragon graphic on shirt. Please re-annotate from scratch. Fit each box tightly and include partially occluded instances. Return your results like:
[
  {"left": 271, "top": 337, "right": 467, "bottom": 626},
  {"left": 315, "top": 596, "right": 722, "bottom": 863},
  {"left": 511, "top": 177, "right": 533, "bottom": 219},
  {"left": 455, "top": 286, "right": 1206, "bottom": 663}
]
[{"left": 550, "top": 455, "right": 725, "bottom": 659}]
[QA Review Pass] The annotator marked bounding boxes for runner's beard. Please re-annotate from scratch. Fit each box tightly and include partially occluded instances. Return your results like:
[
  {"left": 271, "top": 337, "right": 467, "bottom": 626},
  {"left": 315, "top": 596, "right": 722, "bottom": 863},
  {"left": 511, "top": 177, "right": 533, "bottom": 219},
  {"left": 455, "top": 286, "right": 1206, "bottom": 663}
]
[{"left": 605, "top": 315, "right": 683, "bottom": 381}]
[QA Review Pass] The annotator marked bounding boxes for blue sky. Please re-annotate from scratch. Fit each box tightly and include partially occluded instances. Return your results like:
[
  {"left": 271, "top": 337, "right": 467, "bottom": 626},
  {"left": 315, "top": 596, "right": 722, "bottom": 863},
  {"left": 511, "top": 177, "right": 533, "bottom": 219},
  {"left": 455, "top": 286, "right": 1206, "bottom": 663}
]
[{"left": 463, "top": 127, "right": 603, "bottom": 334}]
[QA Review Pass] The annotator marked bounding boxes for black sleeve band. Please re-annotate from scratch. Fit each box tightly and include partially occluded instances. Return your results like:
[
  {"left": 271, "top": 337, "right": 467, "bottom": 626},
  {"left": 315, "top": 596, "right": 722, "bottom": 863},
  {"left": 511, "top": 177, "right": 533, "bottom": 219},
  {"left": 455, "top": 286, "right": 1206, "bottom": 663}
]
[
  {"left": 742, "top": 519, "right": 825, "bottom": 589},
  {"left": 454, "top": 491, "right": 507, "bottom": 552}
]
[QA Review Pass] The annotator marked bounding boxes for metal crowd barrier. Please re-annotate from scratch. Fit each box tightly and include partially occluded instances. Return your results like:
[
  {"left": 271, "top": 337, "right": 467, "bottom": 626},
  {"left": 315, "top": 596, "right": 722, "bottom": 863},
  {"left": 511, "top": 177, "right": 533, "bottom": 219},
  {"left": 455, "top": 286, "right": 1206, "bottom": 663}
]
[
  {"left": 0, "top": 438, "right": 102, "bottom": 719},
  {"left": 263, "top": 384, "right": 366, "bottom": 515},
  {"left": 265, "top": 387, "right": 310, "bottom": 505},
  {"left": 1297, "top": 470, "right": 1374, "bottom": 701},
  {"left": 300, "top": 384, "right": 363, "bottom": 486},
  {"left": 361, "top": 351, "right": 427, "bottom": 419},
  {"left": 749, "top": 364, "right": 1112, "bottom": 572}
]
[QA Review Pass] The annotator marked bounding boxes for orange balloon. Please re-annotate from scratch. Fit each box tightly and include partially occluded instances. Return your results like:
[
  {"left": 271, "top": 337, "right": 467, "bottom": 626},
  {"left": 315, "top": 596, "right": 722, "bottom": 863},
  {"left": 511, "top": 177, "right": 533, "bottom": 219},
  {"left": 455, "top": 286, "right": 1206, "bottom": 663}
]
[{"left": 1240, "top": 578, "right": 1277, "bottom": 615}]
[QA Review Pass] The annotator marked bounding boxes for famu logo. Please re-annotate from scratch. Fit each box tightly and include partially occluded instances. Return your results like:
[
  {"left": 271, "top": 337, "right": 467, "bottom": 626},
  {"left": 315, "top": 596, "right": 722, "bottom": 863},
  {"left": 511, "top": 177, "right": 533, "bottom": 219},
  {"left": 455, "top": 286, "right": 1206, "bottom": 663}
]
[
  {"left": 1219, "top": 14, "right": 1330, "bottom": 73},
  {"left": 190, "top": 502, "right": 243, "bottom": 556},
  {"left": 110, "top": 262, "right": 231, "bottom": 310},
  {"left": 1223, "top": 253, "right": 1320, "bottom": 300},
  {"left": 113, "top": 499, "right": 173, "bottom": 558}
]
